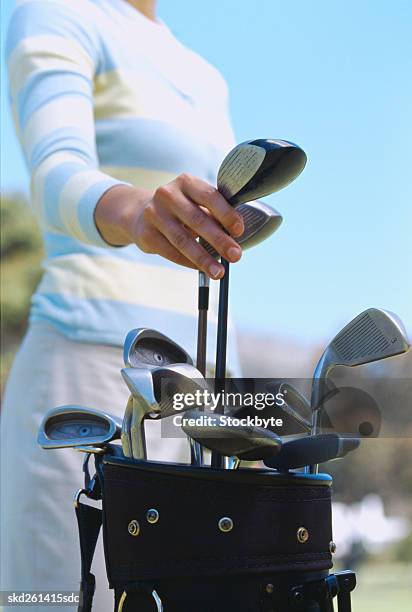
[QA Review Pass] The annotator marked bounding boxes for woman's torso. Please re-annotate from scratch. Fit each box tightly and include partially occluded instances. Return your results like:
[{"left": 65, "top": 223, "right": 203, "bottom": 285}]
[{"left": 14, "top": 0, "right": 238, "bottom": 366}]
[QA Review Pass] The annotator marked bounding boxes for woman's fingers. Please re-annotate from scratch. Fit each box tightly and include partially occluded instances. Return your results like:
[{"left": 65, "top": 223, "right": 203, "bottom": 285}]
[
  {"left": 178, "top": 173, "right": 244, "bottom": 237},
  {"left": 153, "top": 178, "right": 243, "bottom": 263},
  {"left": 137, "top": 226, "right": 199, "bottom": 270},
  {"left": 131, "top": 174, "right": 248, "bottom": 275},
  {"left": 147, "top": 208, "right": 226, "bottom": 279}
]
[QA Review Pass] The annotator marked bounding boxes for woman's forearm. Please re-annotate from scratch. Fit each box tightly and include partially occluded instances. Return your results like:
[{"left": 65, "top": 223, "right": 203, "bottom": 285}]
[{"left": 94, "top": 184, "right": 151, "bottom": 246}]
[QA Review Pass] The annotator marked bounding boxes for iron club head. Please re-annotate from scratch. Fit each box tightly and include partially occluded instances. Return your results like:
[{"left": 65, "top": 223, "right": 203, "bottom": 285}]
[
  {"left": 38, "top": 405, "right": 122, "bottom": 450},
  {"left": 264, "top": 434, "right": 360, "bottom": 471},
  {"left": 309, "top": 308, "right": 409, "bottom": 473},
  {"left": 312, "top": 308, "right": 410, "bottom": 413},
  {"left": 181, "top": 409, "right": 282, "bottom": 461},
  {"left": 121, "top": 396, "right": 134, "bottom": 458},
  {"left": 121, "top": 367, "right": 158, "bottom": 459},
  {"left": 265, "top": 381, "right": 312, "bottom": 433},
  {"left": 121, "top": 364, "right": 210, "bottom": 459},
  {"left": 124, "top": 328, "right": 193, "bottom": 368}
]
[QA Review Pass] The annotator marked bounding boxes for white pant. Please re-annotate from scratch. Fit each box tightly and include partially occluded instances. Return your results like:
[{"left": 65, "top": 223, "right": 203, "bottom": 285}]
[{"left": 0, "top": 322, "right": 188, "bottom": 611}]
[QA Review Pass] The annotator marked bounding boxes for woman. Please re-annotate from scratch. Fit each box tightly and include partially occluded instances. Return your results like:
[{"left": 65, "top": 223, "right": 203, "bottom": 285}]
[{"left": 1, "top": 0, "right": 243, "bottom": 608}]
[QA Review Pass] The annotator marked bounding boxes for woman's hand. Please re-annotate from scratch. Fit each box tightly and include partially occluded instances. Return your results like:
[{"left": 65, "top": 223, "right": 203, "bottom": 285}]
[{"left": 95, "top": 175, "right": 245, "bottom": 279}]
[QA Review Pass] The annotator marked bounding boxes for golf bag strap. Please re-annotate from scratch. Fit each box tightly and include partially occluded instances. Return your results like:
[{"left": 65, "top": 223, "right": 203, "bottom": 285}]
[{"left": 75, "top": 501, "right": 102, "bottom": 612}]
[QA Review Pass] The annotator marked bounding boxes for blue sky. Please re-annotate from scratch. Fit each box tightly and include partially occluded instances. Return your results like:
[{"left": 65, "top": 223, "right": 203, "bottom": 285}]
[{"left": 1, "top": 0, "right": 411, "bottom": 343}]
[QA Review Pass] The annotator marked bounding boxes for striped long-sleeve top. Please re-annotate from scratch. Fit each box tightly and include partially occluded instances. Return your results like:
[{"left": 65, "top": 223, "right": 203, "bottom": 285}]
[{"left": 6, "top": 0, "right": 240, "bottom": 368}]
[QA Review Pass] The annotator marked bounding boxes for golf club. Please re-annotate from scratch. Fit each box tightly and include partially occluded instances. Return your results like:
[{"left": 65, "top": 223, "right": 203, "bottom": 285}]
[
  {"left": 121, "top": 364, "right": 209, "bottom": 460},
  {"left": 124, "top": 328, "right": 192, "bottom": 369},
  {"left": 265, "top": 381, "right": 312, "bottom": 433},
  {"left": 196, "top": 200, "right": 283, "bottom": 375},
  {"left": 121, "top": 396, "right": 134, "bottom": 458},
  {"left": 310, "top": 308, "right": 410, "bottom": 472},
  {"left": 264, "top": 433, "right": 360, "bottom": 471},
  {"left": 123, "top": 328, "right": 201, "bottom": 463},
  {"left": 121, "top": 367, "right": 158, "bottom": 459},
  {"left": 212, "top": 139, "right": 307, "bottom": 467},
  {"left": 181, "top": 409, "right": 282, "bottom": 462},
  {"left": 38, "top": 405, "right": 122, "bottom": 450}
]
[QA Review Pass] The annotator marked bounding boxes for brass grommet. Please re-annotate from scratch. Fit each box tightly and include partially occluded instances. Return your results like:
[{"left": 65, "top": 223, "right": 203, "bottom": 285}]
[
  {"left": 329, "top": 541, "right": 337, "bottom": 553},
  {"left": 297, "top": 526, "right": 309, "bottom": 543},
  {"left": 128, "top": 519, "right": 140, "bottom": 537},
  {"left": 146, "top": 508, "right": 160, "bottom": 524},
  {"left": 218, "top": 517, "right": 234, "bottom": 533}
]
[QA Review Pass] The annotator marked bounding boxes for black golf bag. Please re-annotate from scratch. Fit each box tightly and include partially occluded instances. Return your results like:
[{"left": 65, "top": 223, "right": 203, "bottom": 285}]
[{"left": 75, "top": 450, "right": 356, "bottom": 612}]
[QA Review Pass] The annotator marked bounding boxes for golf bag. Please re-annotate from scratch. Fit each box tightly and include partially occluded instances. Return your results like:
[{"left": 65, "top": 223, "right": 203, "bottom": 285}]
[{"left": 75, "top": 450, "right": 356, "bottom": 612}]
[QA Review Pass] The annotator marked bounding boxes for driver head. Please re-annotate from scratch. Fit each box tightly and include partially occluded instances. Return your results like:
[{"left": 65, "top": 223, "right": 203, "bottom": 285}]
[{"left": 217, "top": 139, "right": 307, "bottom": 206}]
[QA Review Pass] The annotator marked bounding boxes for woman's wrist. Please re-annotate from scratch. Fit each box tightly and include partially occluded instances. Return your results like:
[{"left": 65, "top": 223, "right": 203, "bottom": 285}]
[{"left": 94, "top": 184, "right": 151, "bottom": 246}]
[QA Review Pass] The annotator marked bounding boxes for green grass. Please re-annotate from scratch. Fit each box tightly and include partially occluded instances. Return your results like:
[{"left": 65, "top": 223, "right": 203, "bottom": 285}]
[{"left": 350, "top": 562, "right": 412, "bottom": 612}]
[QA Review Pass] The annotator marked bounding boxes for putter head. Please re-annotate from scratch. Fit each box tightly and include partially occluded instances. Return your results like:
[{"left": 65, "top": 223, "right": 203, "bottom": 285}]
[
  {"left": 217, "top": 139, "right": 307, "bottom": 206},
  {"left": 38, "top": 405, "right": 122, "bottom": 449},
  {"left": 264, "top": 434, "right": 360, "bottom": 470},
  {"left": 181, "top": 409, "right": 282, "bottom": 460},
  {"left": 123, "top": 328, "right": 193, "bottom": 368},
  {"left": 312, "top": 308, "right": 410, "bottom": 409},
  {"left": 203, "top": 200, "right": 283, "bottom": 258}
]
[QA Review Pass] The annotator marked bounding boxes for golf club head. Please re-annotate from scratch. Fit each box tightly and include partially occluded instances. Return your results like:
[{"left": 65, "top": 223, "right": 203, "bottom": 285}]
[
  {"left": 264, "top": 434, "right": 360, "bottom": 470},
  {"left": 312, "top": 308, "right": 410, "bottom": 410},
  {"left": 121, "top": 368, "right": 158, "bottom": 459},
  {"left": 121, "top": 364, "right": 209, "bottom": 459},
  {"left": 181, "top": 409, "right": 282, "bottom": 460},
  {"left": 151, "top": 363, "right": 211, "bottom": 418},
  {"left": 265, "top": 381, "right": 312, "bottom": 433},
  {"left": 121, "top": 367, "right": 158, "bottom": 412},
  {"left": 319, "top": 385, "right": 382, "bottom": 438},
  {"left": 121, "top": 396, "right": 134, "bottom": 458},
  {"left": 217, "top": 139, "right": 307, "bottom": 206},
  {"left": 123, "top": 328, "right": 193, "bottom": 368},
  {"left": 203, "top": 200, "right": 283, "bottom": 258},
  {"left": 38, "top": 405, "right": 122, "bottom": 450}
]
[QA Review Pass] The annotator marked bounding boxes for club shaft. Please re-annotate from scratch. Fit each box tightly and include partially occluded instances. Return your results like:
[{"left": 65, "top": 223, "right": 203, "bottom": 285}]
[
  {"left": 215, "top": 259, "right": 230, "bottom": 380},
  {"left": 211, "top": 259, "right": 230, "bottom": 468},
  {"left": 193, "top": 271, "right": 210, "bottom": 466},
  {"left": 309, "top": 412, "right": 320, "bottom": 473},
  {"left": 196, "top": 273, "right": 209, "bottom": 375},
  {"left": 309, "top": 382, "right": 323, "bottom": 473}
]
